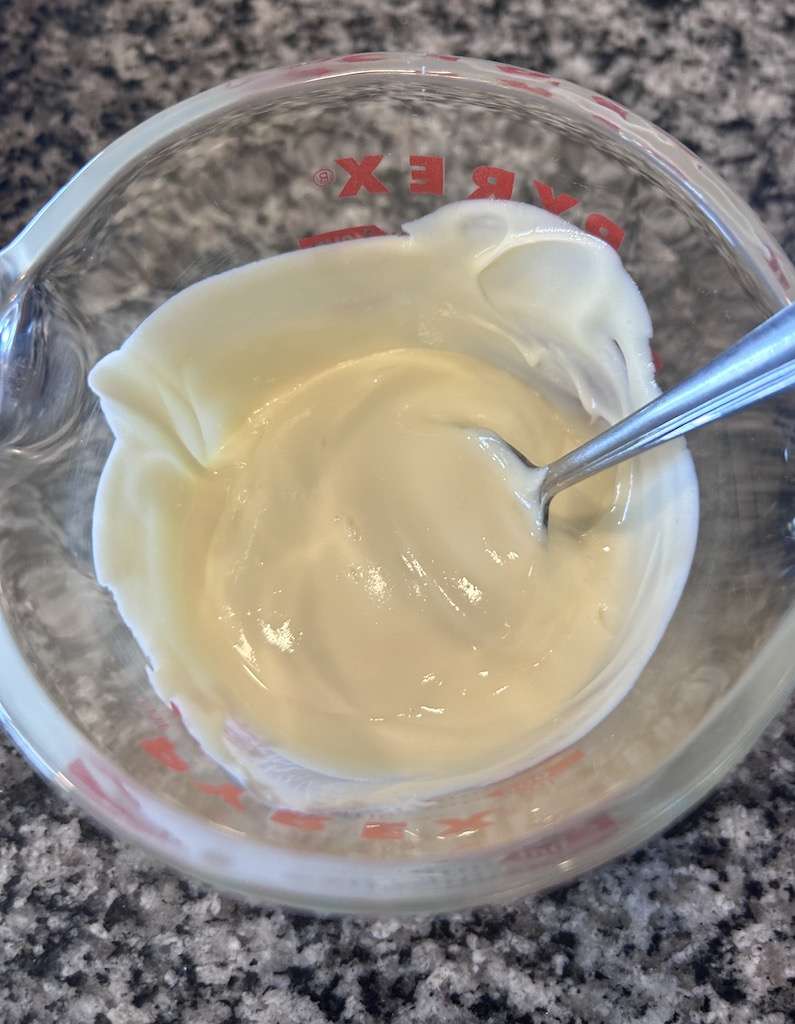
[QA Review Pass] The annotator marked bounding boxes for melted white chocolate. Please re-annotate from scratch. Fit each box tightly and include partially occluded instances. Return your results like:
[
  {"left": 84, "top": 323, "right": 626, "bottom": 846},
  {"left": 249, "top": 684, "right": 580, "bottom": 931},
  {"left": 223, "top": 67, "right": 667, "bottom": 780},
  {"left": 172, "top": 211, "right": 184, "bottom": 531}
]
[{"left": 89, "top": 201, "right": 698, "bottom": 808}]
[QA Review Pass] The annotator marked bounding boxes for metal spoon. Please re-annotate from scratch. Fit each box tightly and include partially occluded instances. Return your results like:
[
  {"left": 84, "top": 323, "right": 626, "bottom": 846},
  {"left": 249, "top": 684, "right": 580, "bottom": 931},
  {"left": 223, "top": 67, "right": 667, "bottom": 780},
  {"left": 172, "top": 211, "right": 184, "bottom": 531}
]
[{"left": 482, "top": 303, "right": 795, "bottom": 527}]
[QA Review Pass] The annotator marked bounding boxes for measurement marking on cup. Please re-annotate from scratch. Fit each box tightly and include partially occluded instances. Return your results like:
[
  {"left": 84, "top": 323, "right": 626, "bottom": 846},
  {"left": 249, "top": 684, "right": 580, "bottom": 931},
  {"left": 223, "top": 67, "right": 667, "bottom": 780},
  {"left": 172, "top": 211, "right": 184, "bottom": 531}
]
[
  {"left": 497, "top": 63, "right": 558, "bottom": 83},
  {"left": 765, "top": 247, "right": 791, "bottom": 289},
  {"left": 192, "top": 781, "right": 246, "bottom": 810},
  {"left": 272, "top": 809, "right": 330, "bottom": 831},
  {"left": 437, "top": 811, "right": 492, "bottom": 838},
  {"left": 499, "top": 78, "right": 553, "bottom": 98},
  {"left": 361, "top": 821, "right": 408, "bottom": 840},
  {"left": 314, "top": 154, "right": 627, "bottom": 249},
  {"left": 337, "top": 53, "right": 387, "bottom": 63},
  {"left": 488, "top": 747, "right": 584, "bottom": 798},
  {"left": 139, "top": 735, "right": 189, "bottom": 772},
  {"left": 593, "top": 95, "right": 629, "bottom": 120},
  {"left": 139, "top": 734, "right": 250, "bottom": 813}
]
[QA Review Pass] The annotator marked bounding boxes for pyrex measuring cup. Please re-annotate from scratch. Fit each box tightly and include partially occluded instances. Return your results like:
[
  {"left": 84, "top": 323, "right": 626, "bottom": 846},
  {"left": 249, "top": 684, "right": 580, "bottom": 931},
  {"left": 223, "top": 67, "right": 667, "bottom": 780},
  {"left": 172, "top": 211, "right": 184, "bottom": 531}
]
[{"left": 1, "top": 53, "right": 794, "bottom": 913}]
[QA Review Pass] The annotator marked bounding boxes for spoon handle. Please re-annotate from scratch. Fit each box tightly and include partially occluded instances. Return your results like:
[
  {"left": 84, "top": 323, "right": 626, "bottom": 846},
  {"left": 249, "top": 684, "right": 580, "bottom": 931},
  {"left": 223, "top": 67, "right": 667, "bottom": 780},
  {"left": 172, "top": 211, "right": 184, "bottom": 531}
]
[{"left": 542, "top": 302, "right": 795, "bottom": 504}]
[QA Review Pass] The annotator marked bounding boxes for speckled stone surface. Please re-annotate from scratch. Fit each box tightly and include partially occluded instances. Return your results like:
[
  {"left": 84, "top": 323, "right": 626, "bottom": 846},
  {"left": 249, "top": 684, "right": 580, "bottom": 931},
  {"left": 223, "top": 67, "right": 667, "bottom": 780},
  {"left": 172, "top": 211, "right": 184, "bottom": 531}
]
[{"left": 2, "top": 2, "right": 795, "bottom": 1022}]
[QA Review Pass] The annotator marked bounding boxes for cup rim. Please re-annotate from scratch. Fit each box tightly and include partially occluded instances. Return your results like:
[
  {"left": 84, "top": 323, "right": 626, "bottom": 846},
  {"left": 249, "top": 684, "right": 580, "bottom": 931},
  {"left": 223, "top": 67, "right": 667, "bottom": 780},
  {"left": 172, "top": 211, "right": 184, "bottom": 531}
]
[{"left": 3, "top": 51, "right": 794, "bottom": 305}]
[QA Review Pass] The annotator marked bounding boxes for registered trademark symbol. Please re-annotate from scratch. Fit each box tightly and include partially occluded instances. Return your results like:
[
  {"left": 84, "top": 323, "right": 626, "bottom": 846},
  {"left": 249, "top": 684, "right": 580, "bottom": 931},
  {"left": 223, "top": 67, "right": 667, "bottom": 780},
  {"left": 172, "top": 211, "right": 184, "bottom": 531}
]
[{"left": 312, "top": 167, "right": 336, "bottom": 188}]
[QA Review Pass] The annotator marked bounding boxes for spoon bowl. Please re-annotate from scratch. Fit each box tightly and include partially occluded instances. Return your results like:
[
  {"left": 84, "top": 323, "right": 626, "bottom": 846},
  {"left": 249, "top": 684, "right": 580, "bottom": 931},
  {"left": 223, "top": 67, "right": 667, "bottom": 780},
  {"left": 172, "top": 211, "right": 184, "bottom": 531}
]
[{"left": 486, "top": 303, "right": 795, "bottom": 526}]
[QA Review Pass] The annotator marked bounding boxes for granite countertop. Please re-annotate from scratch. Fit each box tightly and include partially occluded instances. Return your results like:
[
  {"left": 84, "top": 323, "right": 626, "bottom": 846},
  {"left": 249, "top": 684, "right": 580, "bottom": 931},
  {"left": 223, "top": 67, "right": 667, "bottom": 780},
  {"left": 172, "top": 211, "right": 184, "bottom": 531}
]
[{"left": 1, "top": 2, "right": 794, "bottom": 1022}]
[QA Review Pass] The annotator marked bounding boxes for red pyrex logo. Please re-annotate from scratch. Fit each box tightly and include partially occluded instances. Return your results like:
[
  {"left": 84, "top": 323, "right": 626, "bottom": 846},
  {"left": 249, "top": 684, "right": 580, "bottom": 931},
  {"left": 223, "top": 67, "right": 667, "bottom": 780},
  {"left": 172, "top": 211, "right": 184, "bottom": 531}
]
[{"left": 310, "top": 153, "right": 626, "bottom": 251}]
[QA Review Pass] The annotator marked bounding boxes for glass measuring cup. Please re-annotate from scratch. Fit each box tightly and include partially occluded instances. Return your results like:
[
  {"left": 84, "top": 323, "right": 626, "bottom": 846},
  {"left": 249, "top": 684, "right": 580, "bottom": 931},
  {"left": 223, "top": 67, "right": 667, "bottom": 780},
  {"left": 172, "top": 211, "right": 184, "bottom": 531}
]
[{"left": 1, "top": 53, "right": 794, "bottom": 913}]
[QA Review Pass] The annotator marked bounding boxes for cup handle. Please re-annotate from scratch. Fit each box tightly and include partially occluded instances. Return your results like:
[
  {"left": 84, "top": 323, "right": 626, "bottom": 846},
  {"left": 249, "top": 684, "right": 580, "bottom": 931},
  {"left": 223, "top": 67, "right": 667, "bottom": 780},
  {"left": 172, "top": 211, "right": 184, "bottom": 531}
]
[{"left": 0, "top": 265, "right": 91, "bottom": 468}]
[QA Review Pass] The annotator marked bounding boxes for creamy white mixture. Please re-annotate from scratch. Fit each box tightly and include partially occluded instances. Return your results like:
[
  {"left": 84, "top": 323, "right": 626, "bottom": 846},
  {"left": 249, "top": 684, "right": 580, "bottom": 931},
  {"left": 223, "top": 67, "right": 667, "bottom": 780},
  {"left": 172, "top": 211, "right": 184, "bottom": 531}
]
[{"left": 89, "top": 201, "right": 698, "bottom": 808}]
